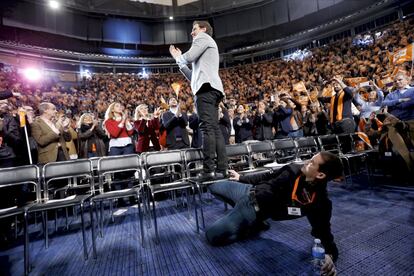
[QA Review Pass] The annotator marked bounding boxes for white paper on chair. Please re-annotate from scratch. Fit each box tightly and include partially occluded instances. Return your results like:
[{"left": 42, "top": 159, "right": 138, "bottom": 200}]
[{"left": 113, "top": 208, "right": 128, "bottom": 216}]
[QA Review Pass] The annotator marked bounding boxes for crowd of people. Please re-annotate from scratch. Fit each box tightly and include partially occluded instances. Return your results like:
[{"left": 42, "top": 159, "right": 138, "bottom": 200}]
[{"left": 0, "top": 19, "right": 412, "bottom": 170}]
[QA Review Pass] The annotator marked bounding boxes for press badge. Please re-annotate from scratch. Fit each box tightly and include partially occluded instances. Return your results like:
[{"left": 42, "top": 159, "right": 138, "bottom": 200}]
[{"left": 288, "top": 207, "right": 302, "bottom": 216}]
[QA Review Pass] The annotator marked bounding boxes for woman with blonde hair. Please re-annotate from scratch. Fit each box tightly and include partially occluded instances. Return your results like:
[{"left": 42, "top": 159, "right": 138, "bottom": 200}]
[
  {"left": 103, "top": 102, "right": 134, "bottom": 156},
  {"left": 77, "top": 113, "right": 107, "bottom": 158},
  {"left": 134, "top": 104, "right": 161, "bottom": 153}
]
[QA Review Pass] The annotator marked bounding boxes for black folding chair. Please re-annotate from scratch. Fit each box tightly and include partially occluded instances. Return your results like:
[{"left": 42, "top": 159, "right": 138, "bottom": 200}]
[
  {"left": 247, "top": 140, "right": 275, "bottom": 169},
  {"left": 27, "top": 159, "right": 94, "bottom": 265},
  {"left": 90, "top": 154, "right": 143, "bottom": 258},
  {"left": 295, "top": 136, "right": 319, "bottom": 161},
  {"left": 142, "top": 150, "right": 194, "bottom": 243},
  {"left": 267, "top": 138, "right": 299, "bottom": 170},
  {"left": 225, "top": 143, "right": 251, "bottom": 172},
  {"left": 0, "top": 165, "right": 40, "bottom": 275}
]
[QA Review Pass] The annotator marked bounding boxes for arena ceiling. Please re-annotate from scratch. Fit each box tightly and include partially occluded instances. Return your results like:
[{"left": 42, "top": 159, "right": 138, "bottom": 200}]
[{"left": 26, "top": 0, "right": 270, "bottom": 18}]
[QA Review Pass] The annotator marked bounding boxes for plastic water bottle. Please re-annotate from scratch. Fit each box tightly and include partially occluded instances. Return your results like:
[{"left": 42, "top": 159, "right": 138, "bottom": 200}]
[{"left": 312, "top": 238, "right": 325, "bottom": 275}]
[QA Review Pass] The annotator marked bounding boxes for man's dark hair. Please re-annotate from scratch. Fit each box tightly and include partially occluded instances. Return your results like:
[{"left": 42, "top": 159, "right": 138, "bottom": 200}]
[
  {"left": 193, "top": 20, "right": 213, "bottom": 36},
  {"left": 318, "top": 151, "right": 344, "bottom": 181}
]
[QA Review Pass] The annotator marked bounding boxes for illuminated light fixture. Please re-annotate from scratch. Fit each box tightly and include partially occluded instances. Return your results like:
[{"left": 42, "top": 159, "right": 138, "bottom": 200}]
[
  {"left": 81, "top": 69, "right": 92, "bottom": 79},
  {"left": 49, "top": 0, "right": 60, "bottom": 10},
  {"left": 169, "top": 16, "right": 174, "bottom": 20},
  {"left": 23, "top": 68, "right": 42, "bottom": 82}
]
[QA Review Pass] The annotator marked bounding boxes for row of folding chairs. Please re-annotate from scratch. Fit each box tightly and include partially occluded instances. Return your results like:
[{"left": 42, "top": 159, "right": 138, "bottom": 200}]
[
  {"left": 0, "top": 151, "right": 206, "bottom": 275},
  {"left": 0, "top": 132, "right": 373, "bottom": 274}
]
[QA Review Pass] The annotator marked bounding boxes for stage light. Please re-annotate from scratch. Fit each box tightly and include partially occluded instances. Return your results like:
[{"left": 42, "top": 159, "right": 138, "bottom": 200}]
[
  {"left": 49, "top": 0, "right": 60, "bottom": 10},
  {"left": 23, "top": 68, "right": 42, "bottom": 82},
  {"left": 142, "top": 68, "right": 149, "bottom": 79},
  {"left": 81, "top": 69, "right": 92, "bottom": 79},
  {"left": 169, "top": 16, "right": 174, "bottom": 20}
]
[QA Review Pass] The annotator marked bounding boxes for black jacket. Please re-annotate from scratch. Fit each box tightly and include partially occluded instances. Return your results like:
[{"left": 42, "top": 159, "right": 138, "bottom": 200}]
[
  {"left": 253, "top": 112, "right": 273, "bottom": 140},
  {"left": 219, "top": 109, "right": 231, "bottom": 145},
  {"left": 161, "top": 110, "right": 190, "bottom": 149},
  {"left": 189, "top": 113, "right": 202, "bottom": 148},
  {"left": 233, "top": 115, "right": 253, "bottom": 143},
  {"left": 239, "top": 164, "right": 338, "bottom": 261}
]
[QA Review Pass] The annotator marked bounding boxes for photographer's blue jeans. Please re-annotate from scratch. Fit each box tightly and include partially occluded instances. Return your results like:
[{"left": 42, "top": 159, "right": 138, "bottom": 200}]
[{"left": 206, "top": 181, "right": 257, "bottom": 246}]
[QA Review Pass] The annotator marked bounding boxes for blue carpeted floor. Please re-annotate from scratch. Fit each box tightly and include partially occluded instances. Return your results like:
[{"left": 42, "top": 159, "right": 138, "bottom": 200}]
[{"left": 1, "top": 175, "right": 413, "bottom": 275}]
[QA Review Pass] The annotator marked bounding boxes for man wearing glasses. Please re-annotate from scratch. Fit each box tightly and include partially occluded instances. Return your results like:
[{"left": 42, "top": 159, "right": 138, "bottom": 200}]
[{"left": 205, "top": 151, "right": 343, "bottom": 276}]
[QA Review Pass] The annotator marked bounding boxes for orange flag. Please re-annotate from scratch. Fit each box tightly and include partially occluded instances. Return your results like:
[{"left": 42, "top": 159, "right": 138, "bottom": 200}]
[
  {"left": 171, "top": 82, "right": 181, "bottom": 98},
  {"left": 292, "top": 81, "right": 307, "bottom": 92},
  {"left": 344, "top": 77, "right": 368, "bottom": 88},
  {"left": 19, "top": 111, "right": 26, "bottom": 127},
  {"left": 391, "top": 43, "right": 413, "bottom": 65}
]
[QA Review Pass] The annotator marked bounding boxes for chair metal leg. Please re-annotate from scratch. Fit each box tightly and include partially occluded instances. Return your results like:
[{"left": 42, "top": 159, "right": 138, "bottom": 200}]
[
  {"left": 144, "top": 188, "right": 152, "bottom": 229},
  {"left": 65, "top": 208, "right": 69, "bottom": 230},
  {"left": 110, "top": 200, "right": 114, "bottom": 223},
  {"left": 197, "top": 184, "right": 206, "bottom": 230},
  {"left": 80, "top": 203, "right": 88, "bottom": 260},
  {"left": 137, "top": 193, "right": 145, "bottom": 247},
  {"left": 43, "top": 211, "right": 49, "bottom": 249},
  {"left": 151, "top": 195, "right": 160, "bottom": 244},
  {"left": 90, "top": 201, "right": 97, "bottom": 259},
  {"left": 55, "top": 210, "right": 58, "bottom": 232},
  {"left": 193, "top": 186, "right": 200, "bottom": 234},
  {"left": 24, "top": 212, "right": 30, "bottom": 275},
  {"left": 14, "top": 216, "right": 18, "bottom": 239},
  {"left": 185, "top": 188, "right": 191, "bottom": 219},
  {"left": 99, "top": 202, "right": 104, "bottom": 238}
]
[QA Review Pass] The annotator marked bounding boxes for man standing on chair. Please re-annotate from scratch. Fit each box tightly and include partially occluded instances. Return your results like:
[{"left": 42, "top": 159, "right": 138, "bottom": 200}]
[{"left": 169, "top": 21, "right": 228, "bottom": 181}]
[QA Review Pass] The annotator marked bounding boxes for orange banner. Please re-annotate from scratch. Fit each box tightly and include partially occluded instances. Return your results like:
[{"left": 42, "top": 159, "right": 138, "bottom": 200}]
[
  {"left": 344, "top": 77, "right": 368, "bottom": 87},
  {"left": 292, "top": 81, "right": 307, "bottom": 92},
  {"left": 171, "top": 82, "right": 181, "bottom": 98},
  {"left": 19, "top": 111, "right": 26, "bottom": 127},
  {"left": 391, "top": 43, "right": 414, "bottom": 65},
  {"left": 378, "top": 76, "right": 393, "bottom": 88}
]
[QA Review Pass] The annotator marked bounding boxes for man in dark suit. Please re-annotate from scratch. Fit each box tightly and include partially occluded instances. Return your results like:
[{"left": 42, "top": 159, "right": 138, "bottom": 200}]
[
  {"left": 189, "top": 109, "right": 202, "bottom": 148},
  {"left": 161, "top": 97, "right": 190, "bottom": 150},
  {"left": 219, "top": 105, "right": 231, "bottom": 145},
  {"left": 253, "top": 101, "right": 273, "bottom": 141},
  {"left": 169, "top": 20, "right": 228, "bottom": 181}
]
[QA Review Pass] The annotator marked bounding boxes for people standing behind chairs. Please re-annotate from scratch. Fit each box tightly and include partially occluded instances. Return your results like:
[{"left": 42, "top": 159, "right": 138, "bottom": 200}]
[
  {"left": 320, "top": 76, "right": 357, "bottom": 134},
  {"left": 218, "top": 103, "right": 231, "bottom": 145},
  {"left": 134, "top": 104, "right": 161, "bottom": 153},
  {"left": 234, "top": 104, "right": 253, "bottom": 143},
  {"left": 31, "top": 102, "right": 72, "bottom": 164},
  {"left": 0, "top": 103, "right": 21, "bottom": 166},
  {"left": 77, "top": 113, "right": 107, "bottom": 158},
  {"left": 189, "top": 106, "right": 202, "bottom": 148},
  {"left": 103, "top": 102, "right": 134, "bottom": 156},
  {"left": 161, "top": 97, "right": 190, "bottom": 150},
  {"left": 253, "top": 101, "right": 273, "bottom": 141}
]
